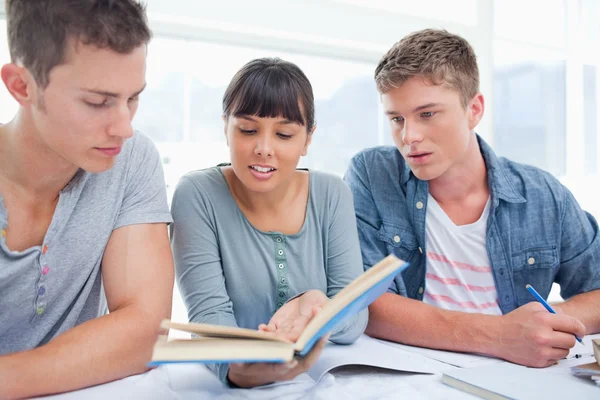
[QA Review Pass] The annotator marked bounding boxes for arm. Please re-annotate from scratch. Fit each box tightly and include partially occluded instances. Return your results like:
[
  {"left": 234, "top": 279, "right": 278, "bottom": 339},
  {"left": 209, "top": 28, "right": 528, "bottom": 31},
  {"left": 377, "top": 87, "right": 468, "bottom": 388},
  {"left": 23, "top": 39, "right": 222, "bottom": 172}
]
[
  {"left": 554, "top": 188, "right": 600, "bottom": 333},
  {"left": 555, "top": 289, "right": 600, "bottom": 334},
  {"left": 347, "top": 154, "right": 585, "bottom": 367},
  {"left": 0, "top": 223, "right": 174, "bottom": 399},
  {"left": 323, "top": 177, "right": 368, "bottom": 343},
  {"left": 170, "top": 176, "right": 238, "bottom": 383}
]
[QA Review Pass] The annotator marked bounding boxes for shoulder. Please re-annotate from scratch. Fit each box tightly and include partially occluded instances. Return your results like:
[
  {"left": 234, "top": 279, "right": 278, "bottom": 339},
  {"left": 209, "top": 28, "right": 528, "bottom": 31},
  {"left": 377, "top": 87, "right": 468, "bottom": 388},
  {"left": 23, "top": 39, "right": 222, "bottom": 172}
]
[
  {"left": 309, "top": 170, "right": 350, "bottom": 197},
  {"left": 173, "top": 167, "right": 226, "bottom": 200},
  {"left": 497, "top": 157, "right": 567, "bottom": 201},
  {"left": 349, "top": 146, "right": 403, "bottom": 169}
]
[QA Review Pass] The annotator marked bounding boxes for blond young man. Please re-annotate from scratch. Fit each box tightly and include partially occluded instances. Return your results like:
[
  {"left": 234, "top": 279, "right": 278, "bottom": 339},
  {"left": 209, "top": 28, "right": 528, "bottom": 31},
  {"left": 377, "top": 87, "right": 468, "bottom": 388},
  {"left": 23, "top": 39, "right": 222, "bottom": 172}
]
[
  {"left": 0, "top": 1, "right": 173, "bottom": 397},
  {"left": 345, "top": 29, "right": 600, "bottom": 368}
]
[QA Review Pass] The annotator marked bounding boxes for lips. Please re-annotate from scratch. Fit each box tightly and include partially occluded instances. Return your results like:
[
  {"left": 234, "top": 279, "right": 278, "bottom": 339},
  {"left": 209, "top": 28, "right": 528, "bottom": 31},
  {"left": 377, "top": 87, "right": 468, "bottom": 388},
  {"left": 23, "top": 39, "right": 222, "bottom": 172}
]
[{"left": 96, "top": 147, "right": 121, "bottom": 157}]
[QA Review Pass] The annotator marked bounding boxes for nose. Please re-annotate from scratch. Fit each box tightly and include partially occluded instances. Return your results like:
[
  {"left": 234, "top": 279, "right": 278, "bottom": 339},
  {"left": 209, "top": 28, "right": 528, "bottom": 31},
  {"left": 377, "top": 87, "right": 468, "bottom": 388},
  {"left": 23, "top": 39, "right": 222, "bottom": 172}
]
[
  {"left": 401, "top": 120, "right": 423, "bottom": 145},
  {"left": 106, "top": 103, "right": 134, "bottom": 139},
  {"left": 254, "top": 133, "right": 273, "bottom": 157}
]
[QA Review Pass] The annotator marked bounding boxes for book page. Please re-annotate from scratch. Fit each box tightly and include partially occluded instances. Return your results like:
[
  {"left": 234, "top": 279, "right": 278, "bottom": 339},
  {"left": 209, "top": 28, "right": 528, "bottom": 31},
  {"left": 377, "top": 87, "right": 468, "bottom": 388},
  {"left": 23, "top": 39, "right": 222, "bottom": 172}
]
[
  {"left": 377, "top": 338, "right": 503, "bottom": 368},
  {"left": 308, "top": 334, "right": 445, "bottom": 382},
  {"left": 161, "top": 320, "right": 288, "bottom": 342},
  {"left": 294, "top": 255, "right": 407, "bottom": 353}
]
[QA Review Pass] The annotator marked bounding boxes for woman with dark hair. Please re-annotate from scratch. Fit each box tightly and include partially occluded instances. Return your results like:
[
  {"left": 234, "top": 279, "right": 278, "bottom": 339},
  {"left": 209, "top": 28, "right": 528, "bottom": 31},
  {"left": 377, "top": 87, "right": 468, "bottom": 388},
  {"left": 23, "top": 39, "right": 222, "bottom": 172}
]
[{"left": 171, "top": 58, "right": 367, "bottom": 388}]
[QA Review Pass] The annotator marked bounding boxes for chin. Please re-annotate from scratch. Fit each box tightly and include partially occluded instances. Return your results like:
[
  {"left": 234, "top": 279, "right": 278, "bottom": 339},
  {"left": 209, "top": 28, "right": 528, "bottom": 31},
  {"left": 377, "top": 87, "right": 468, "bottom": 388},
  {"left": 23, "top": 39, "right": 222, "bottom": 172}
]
[
  {"left": 410, "top": 167, "right": 443, "bottom": 182},
  {"left": 79, "top": 159, "right": 116, "bottom": 174}
]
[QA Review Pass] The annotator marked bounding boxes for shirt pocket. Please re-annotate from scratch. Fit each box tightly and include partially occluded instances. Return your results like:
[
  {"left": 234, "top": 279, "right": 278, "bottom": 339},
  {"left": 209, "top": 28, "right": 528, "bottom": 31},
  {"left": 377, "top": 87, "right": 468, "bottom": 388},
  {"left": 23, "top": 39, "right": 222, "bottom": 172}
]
[
  {"left": 377, "top": 223, "right": 419, "bottom": 263},
  {"left": 511, "top": 245, "right": 558, "bottom": 306}
]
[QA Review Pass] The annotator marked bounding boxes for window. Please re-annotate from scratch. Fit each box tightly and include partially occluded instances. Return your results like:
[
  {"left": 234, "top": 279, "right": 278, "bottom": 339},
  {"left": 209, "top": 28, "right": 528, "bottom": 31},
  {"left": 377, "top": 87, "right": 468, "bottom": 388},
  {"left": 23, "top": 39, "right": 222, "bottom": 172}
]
[{"left": 135, "top": 38, "right": 380, "bottom": 202}]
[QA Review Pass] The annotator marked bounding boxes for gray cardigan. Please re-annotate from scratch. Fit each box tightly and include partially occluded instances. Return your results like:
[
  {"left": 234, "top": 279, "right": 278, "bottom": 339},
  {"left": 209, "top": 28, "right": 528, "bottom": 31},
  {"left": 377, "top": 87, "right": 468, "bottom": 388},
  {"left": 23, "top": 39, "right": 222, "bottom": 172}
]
[{"left": 170, "top": 167, "right": 368, "bottom": 382}]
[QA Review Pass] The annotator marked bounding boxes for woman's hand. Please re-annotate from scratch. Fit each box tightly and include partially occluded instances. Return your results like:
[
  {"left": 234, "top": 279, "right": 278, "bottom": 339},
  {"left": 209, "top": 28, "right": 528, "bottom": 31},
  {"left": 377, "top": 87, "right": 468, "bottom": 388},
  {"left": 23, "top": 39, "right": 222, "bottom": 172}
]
[
  {"left": 226, "top": 336, "right": 329, "bottom": 388},
  {"left": 259, "top": 290, "right": 329, "bottom": 342}
]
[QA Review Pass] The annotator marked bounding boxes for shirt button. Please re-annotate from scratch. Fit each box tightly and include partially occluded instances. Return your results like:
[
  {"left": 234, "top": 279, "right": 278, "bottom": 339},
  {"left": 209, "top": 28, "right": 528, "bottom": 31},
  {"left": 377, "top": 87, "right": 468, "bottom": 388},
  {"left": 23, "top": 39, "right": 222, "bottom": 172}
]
[
  {"left": 279, "top": 291, "right": 285, "bottom": 298},
  {"left": 278, "top": 263, "right": 284, "bottom": 269},
  {"left": 504, "top": 295, "right": 510, "bottom": 302},
  {"left": 38, "top": 286, "right": 46, "bottom": 296},
  {"left": 42, "top": 245, "right": 48, "bottom": 254},
  {"left": 500, "top": 268, "right": 504, "bottom": 275},
  {"left": 528, "top": 257, "right": 535, "bottom": 265},
  {"left": 278, "top": 249, "right": 284, "bottom": 256},
  {"left": 416, "top": 201, "right": 424, "bottom": 210},
  {"left": 1, "top": 229, "right": 6, "bottom": 238},
  {"left": 277, "top": 302, "right": 284, "bottom": 308},
  {"left": 42, "top": 266, "right": 50, "bottom": 275},
  {"left": 37, "top": 307, "right": 45, "bottom": 315},
  {"left": 418, "top": 287, "right": 424, "bottom": 294},
  {"left": 276, "top": 237, "right": 282, "bottom": 243},
  {"left": 418, "top": 247, "right": 423, "bottom": 254},
  {"left": 280, "top": 278, "right": 286, "bottom": 284},
  {"left": 393, "top": 235, "right": 401, "bottom": 243}
]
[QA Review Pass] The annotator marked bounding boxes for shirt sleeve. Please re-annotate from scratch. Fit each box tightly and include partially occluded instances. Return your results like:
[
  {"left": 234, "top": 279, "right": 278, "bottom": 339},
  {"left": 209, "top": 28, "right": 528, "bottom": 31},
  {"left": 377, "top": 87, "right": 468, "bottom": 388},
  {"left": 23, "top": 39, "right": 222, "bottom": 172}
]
[
  {"left": 170, "top": 175, "right": 236, "bottom": 384},
  {"left": 344, "top": 152, "right": 407, "bottom": 296},
  {"left": 323, "top": 176, "right": 368, "bottom": 343},
  {"left": 555, "top": 186, "right": 600, "bottom": 299},
  {"left": 113, "top": 134, "right": 172, "bottom": 229}
]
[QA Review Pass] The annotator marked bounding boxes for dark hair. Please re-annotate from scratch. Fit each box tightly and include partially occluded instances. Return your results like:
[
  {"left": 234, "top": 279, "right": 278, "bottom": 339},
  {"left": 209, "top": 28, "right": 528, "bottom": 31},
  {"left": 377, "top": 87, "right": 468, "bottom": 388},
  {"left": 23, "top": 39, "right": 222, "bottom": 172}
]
[
  {"left": 375, "top": 29, "right": 479, "bottom": 108},
  {"left": 5, "top": 0, "right": 152, "bottom": 88},
  {"left": 223, "top": 58, "right": 315, "bottom": 132}
]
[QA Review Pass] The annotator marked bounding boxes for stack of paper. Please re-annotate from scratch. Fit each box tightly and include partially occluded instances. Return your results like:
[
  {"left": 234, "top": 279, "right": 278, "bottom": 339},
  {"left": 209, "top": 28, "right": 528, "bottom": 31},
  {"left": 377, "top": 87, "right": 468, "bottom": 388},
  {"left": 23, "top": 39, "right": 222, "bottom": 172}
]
[{"left": 570, "top": 339, "right": 600, "bottom": 386}]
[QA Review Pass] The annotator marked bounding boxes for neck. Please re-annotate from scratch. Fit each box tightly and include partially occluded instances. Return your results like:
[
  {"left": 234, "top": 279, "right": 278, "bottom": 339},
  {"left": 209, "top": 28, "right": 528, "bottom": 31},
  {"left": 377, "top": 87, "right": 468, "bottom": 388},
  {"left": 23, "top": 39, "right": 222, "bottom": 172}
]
[
  {"left": 428, "top": 132, "right": 489, "bottom": 203},
  {"left": 0, "top": 111, "right": 79, "bottom": 201},
  {"left": 228, "top": 170, "right": 299, "bottom": 214}
]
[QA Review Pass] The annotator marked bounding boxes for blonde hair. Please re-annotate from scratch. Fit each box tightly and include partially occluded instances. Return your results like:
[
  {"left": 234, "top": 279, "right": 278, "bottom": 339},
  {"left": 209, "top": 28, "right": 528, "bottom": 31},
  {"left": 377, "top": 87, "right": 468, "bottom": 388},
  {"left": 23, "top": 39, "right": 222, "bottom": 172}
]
[{"left": 375, "top": 29, "right": 479, "bottom": 108}]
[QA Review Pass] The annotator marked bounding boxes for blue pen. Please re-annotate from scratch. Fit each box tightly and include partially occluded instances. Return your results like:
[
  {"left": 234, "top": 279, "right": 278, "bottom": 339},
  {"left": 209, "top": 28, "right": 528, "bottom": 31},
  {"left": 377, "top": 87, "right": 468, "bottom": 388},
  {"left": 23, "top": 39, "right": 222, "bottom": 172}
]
[{"left": 526, "top": 284, "right": 583, "bottom": 343}]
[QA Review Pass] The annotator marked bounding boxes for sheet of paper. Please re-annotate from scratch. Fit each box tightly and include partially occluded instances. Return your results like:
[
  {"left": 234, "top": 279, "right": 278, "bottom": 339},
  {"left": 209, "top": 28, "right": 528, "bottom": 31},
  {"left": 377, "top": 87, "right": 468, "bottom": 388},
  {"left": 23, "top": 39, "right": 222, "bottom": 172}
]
[
  {"left": 308, "top": 334, "right": 446, "bottom": 382},
  {"left": 376, "top": 338, "right": 503, "bottom": 368},
  {"left": 444, "top": 361, "right": 600, "bottom": 399}
]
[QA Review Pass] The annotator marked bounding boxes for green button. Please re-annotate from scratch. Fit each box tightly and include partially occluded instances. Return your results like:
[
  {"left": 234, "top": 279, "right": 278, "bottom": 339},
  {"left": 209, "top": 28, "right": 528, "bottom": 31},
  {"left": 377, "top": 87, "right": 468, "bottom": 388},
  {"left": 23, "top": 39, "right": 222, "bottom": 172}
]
[{"left": 36, "top": 307, "right": 45, "bottom": 315}]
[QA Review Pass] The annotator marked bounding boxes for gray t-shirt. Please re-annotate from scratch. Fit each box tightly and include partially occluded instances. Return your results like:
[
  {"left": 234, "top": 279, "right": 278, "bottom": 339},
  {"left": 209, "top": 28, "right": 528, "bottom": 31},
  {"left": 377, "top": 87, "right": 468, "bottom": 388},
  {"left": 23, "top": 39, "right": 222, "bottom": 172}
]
[
  {"left": 171, "top": 167, "right": 368, "bottom": 382},
  {"left": 0, "top": 133, "right": 172, "bottom": 355}
]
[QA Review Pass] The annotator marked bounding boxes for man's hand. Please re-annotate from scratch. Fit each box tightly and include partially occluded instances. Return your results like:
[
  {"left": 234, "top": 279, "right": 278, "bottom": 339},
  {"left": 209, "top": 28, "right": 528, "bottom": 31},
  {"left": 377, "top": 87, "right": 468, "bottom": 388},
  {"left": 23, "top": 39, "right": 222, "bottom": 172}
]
[
  {"left": 492, "top": 302, "right": 586, "bottom": 367},
  {"left": 259, "top": 290, "right": 329, "bottom": 342},
  {"left": 226, "top": 336, "right": 328, "bottom": 388}
]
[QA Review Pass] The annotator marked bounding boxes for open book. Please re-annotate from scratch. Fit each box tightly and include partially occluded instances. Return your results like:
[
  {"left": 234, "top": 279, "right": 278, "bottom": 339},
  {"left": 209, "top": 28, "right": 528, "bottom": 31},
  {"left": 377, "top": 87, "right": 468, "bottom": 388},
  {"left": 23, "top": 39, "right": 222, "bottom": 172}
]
[{"left": 149, "top": 255, "right": 408, "bottom": 365}]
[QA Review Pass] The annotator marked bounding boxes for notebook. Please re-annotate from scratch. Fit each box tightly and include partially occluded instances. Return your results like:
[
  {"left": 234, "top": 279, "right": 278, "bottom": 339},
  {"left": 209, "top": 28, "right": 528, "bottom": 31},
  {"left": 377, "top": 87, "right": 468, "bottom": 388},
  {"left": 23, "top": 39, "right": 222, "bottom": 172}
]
[{"left": 149, "top": 255, "right": 408, "bottom": 365}]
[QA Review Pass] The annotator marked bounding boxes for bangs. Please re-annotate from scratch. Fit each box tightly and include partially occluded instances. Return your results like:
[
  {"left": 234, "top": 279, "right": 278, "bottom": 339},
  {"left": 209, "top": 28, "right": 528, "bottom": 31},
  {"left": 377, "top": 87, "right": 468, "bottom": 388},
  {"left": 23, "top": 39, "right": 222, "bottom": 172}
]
[{"left": 228, "top": 67, "right": 307, "bottom": 126}]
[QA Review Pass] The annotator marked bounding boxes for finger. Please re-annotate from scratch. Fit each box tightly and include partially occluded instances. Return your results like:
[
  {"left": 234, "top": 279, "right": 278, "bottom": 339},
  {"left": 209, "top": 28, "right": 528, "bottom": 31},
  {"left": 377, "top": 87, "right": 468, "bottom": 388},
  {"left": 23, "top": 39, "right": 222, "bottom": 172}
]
[
  {"left": 258, "top": 324, "right": 268, "bottom": 331},
  {"left": 548, "top": 315, "right": 586, "bottom": 338},
  {"left": 546, "top": 347, "right": 570, "bottom": 362},
  {"left": 547, "top": 331, "right": 578, "bottom": 350},
  {"left": 312, "top": 305, "right": 322, "bottom": 318}
]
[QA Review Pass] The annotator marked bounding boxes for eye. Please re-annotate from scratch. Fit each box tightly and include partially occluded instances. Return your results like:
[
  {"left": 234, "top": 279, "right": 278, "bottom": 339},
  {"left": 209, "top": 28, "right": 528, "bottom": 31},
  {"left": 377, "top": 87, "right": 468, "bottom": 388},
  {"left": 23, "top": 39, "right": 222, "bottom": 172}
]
[
  {"left": 421, "top": 111, "right": 434, "bottom": 118},
  {"left": 240, "top": 129, "right": 256, "bottom": 135},
  {"left": 128, "top": 96, "right": 139, "bottom": 104},
  {"left": 85, "top": 100, "right": 108, "bottom": 109},
  {"left": 391, "top": 116, "right": 404, "bottom": 124},
  {"left": 277, "top": 133, "right": 292, "bottom": 139}
]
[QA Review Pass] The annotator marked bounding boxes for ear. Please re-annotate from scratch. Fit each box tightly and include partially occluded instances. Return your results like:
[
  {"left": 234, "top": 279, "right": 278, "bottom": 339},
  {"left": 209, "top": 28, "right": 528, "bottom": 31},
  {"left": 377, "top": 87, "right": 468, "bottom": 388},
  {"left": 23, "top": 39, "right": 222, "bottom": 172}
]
[
  {"left": 301, "top": 126, "right": 315, "bottom": 156},
  {"left": 1, "top": 63, "right": 36, "bottom": 107},
  {"left": 467, "top": 93, "right": 485, "bottom": 131}
]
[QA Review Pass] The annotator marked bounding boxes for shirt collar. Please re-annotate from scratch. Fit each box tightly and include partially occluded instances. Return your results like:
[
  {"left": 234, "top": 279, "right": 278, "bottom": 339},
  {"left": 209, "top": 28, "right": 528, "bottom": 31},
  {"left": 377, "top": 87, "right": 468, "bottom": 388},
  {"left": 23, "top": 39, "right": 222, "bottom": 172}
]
[{"left": 400, "top": 133, "right": 526, "bottom": 204}]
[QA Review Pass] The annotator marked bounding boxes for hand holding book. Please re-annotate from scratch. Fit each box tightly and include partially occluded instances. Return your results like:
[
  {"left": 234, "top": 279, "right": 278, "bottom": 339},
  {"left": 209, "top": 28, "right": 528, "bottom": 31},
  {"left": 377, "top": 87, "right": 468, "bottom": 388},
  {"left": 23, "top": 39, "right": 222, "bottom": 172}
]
[
  {"left": 259, "top": 290, "right": 329, "bottom": 342},
  {"left": 228, "top": 335, "right": 329, "bottom": 388}
]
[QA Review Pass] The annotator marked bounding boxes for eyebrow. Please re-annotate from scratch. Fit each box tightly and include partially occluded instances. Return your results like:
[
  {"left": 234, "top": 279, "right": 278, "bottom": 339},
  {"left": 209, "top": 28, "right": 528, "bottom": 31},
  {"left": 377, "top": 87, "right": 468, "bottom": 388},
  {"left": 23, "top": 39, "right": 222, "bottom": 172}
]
[
  {"left": 238, "top": 115, "right": 300, "bottom": 125},
  {"left": 82, "top": 83, "right": 147, "bottom": 98},
  {"left": 385, "top": 102, "right": 442, "bottom": 116}
]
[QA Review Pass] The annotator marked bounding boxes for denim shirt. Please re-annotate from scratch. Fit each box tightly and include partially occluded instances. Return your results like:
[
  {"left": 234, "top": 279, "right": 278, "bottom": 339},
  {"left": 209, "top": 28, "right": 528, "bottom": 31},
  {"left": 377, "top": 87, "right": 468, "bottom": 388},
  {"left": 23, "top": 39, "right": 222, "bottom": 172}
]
[{"left": 344, "top": 135, "right": 600, "bottom": 314}]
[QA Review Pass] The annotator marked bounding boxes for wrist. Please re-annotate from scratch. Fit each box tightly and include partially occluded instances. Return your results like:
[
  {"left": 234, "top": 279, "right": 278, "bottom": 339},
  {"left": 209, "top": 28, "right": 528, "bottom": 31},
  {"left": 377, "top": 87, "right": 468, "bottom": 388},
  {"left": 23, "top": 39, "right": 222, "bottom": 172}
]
[{"left": 456, "top": 312, "right": 503, "bottom": 357}]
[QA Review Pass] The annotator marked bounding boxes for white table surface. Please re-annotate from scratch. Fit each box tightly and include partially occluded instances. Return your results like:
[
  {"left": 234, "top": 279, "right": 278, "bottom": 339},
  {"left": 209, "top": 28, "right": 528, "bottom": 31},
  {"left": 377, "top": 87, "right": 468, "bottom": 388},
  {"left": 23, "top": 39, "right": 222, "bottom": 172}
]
[{"left": 37, "top": 335, "right": 600, "bottom": 400}]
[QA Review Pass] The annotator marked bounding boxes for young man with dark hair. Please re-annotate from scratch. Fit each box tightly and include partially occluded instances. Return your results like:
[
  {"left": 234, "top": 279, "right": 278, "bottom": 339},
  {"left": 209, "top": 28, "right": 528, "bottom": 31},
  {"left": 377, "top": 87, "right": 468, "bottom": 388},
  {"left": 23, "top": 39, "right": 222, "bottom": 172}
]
[
  {"left": 345, "top": 29, "right": 600, "bottom": 368},
  {"left": 0, "top": 1, "right": 173, "bottom": 397}
]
